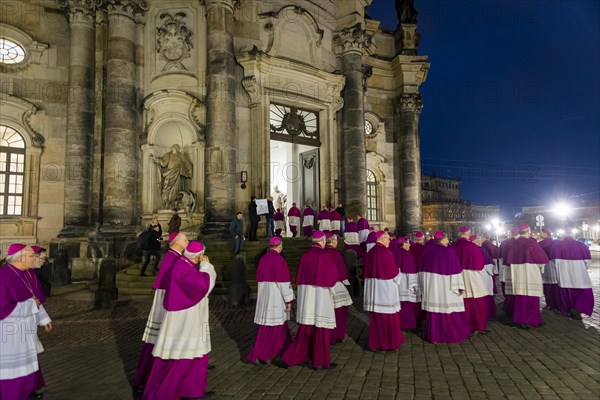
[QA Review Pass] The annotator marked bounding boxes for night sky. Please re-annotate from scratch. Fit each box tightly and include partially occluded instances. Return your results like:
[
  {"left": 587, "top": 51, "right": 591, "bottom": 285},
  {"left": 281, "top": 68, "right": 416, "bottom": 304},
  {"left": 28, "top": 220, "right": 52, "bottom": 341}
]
[{"left": 367, "top": 0, "right": 600, "bottom": 217}]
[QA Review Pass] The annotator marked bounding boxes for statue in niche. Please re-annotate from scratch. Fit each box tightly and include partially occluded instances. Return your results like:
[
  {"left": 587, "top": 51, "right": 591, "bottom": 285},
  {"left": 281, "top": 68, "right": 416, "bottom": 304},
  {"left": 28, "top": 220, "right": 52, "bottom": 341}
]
[
  {"left": 396, "top": 0, "right": 418, "bottom": 24},
  {"left": 272, "top": 185, "right": 287, "bottom": 215},
  {"left": 152, "top": 144, "right": 193, "bottom": 209},
  {"left": 156, "top": 12, "right": 193, "bottom": 71}
]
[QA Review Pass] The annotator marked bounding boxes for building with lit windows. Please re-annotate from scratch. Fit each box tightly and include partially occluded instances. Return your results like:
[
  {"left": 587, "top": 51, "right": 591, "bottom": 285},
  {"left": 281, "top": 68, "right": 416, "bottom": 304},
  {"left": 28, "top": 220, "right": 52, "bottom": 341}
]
[{"left": 1, "top": 0, "right": 428, "bottom": 277}]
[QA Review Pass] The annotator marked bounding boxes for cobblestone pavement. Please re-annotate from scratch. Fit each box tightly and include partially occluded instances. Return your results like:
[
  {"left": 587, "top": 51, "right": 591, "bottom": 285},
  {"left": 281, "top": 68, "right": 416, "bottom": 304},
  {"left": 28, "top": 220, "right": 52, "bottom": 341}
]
[{"left": 34, "top": 255, "right": 600, "bottom": 400}]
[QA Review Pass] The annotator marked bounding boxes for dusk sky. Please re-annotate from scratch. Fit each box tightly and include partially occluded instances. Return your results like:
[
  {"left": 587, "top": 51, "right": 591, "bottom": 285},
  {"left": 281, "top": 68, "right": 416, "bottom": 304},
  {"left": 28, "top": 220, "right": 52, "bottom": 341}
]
[{"left": 367, "top": 0, "right": 600, "bottom": 217}]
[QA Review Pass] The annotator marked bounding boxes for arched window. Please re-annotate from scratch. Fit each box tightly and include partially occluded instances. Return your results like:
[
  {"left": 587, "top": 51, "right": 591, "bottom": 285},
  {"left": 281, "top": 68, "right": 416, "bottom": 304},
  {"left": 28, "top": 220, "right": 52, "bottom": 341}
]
[
  {"left": 366, "top": 169, "right": 378, "bottom": 221},
  {"left": 0, "top": 126, "right": 25, "bottom": 215}
]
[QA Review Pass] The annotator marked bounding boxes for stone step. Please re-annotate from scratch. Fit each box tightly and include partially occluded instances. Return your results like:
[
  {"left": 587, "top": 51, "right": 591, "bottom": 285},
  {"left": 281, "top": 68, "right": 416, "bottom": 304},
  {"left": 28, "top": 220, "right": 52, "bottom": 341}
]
[
  {"left": 115, "top": 238, "right": 336, "bottom": 295},
  {"left": 118, "top": 287, "right": 155, "bottom": 296}
]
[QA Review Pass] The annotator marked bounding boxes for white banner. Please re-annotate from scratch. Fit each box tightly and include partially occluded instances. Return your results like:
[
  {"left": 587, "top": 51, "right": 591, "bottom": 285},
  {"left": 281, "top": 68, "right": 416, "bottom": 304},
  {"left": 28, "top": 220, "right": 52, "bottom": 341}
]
[{"left": 256, "top": 199, "right": 268, "bottom": 215}]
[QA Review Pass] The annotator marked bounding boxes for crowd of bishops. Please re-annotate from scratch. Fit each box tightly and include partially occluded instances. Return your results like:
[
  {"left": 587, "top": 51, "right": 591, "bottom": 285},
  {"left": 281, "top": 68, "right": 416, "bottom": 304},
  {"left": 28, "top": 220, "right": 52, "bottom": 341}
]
[{"left": 1, "top": 203, "right": 595, "bottom": 400}]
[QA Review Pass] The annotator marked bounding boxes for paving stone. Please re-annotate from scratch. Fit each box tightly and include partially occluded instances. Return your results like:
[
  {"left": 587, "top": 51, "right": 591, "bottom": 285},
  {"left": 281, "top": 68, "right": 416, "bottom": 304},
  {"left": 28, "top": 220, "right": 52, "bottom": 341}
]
[{"left": 25, "top": 267, "right": 600, "bottom": 400}]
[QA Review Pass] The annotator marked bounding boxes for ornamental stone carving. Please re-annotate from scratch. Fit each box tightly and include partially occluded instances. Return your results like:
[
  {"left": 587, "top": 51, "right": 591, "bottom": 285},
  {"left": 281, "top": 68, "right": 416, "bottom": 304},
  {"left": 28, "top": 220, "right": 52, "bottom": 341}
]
[
  {"left": 99, "top": 0, "right": 148, "bottom": 18},
  {"left": 333, "top": 23, "right": 372, "bottom": 56},
  {"left": 398, "top": 93, "right": 423, "bottom": 114},
  {"left": 396, "top": 0, "right": 418, "bottom": 24},
  {"left": 241, "top": 76, "right": 260, "bottom": 107},
  {"left": 202, "top": 0, "right": 237, "bottom": 14},
  {"left": 156, "top": 12, "right": 193, "bottom": 72},
  {"left": 362, "top": 65, "right": 373, "bottom": 91},
  {"left": 57, "top": 0, "right": 96, "bottom": 23}
]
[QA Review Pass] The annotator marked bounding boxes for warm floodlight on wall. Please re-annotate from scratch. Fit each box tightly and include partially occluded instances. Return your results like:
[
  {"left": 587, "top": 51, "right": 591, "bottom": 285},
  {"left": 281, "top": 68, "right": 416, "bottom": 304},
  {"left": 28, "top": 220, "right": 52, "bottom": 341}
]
[{"left": 241, "top": 171, "right": 248, "bottom": 189}]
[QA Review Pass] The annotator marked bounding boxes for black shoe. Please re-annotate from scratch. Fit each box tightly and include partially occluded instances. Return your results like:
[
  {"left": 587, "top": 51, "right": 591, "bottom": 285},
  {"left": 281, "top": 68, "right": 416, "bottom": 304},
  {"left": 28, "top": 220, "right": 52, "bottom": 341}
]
[
  {"left": 272, "top": 358, "right": 288, "bottom": 369},
  {"left": 517, "top": 323, "right": 530, "bottom": 330},
  {"left": 202, "top": 392, "right": 215, "bottom": 399},
  {"left": 366, "top": 348, "right": 384, "bottom": 353},
  {"left": 207, "top": 364, "right": 216, "bottom": 370},
  {"left": 140, "top": 272, "right": 147, "bottom": 277},
  {"left": 251, "top": 359, "right": 267, "bottom": 367},
  {"left": 29, "top": 392, "right": 43, "bottom": 400},
  {"left": 569, "top": 308, "right": 582, "bottom": 320}
]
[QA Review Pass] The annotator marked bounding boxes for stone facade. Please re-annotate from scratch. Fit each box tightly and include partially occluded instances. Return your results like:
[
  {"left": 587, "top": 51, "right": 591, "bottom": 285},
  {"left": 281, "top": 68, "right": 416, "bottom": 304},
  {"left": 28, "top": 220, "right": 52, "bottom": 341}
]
[
  {"left": 421, "top": 174, "right": 499, "bottom": 239},
  {"left": 0, "top": 0, "right": 429, "bottom": 277}
]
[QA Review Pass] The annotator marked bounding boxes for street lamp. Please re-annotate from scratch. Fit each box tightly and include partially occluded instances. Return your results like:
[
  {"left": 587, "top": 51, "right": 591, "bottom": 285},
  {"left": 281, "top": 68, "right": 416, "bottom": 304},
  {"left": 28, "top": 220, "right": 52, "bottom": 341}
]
[
  {"left": 491, "top": 218, "right": 501, "bottom": 246},
  {"left": 552, "top": 201, "right": 572, "bottom": 229}
]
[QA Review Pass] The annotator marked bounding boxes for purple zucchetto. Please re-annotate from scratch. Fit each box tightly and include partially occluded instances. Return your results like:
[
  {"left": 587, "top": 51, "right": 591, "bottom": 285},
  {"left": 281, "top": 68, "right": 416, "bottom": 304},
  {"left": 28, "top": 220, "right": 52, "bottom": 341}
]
[
  {"left": 312, "top": 230, "right": 325, "bottom": 240},
  {"left": 415, "top": 232, "right": 424, "bottom": 239},
  {"left": 434, "top": 231, "right": 445, "bottom": 240},
  {"left": 186, "top": 241, "right": 205, "bottom": 255},
  {"left": 7, "top": 243, "right": 26, "bottom": 256},
  {"left": 168, "top": 232, "right": 180, "bottom": 243},
  {"left": 31, "top": 245, "right": 46, "bottom": 254},
  {"left": 459, "top": 226, "right": 470, "bottom": 233},
  {"left": 510, "top": 228, "right": 519, "bottom": 236},
  {"left": 269, "top": 236, "right": 282, "bottom": 246}
]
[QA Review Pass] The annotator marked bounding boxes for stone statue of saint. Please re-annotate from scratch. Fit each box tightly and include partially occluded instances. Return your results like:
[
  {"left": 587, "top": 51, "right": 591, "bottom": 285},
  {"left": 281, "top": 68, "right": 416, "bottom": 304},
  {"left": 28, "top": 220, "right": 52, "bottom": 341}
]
[
  {"left": 396, "top": 0, "right": 418, "bottom": 24},
  {"left": 272, "top": 185, "right": 287, "bottom": 214},
  {"left": 152, "top": 144, "right": 193, "bottom": 209}
]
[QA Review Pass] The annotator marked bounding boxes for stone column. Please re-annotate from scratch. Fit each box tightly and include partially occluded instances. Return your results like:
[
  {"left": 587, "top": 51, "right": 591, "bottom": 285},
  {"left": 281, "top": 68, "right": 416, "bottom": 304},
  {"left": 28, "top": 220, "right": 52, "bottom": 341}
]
[
  {"left": 397, "top": 93, "right": 423, "bottom": 232},
  {"left": 204, "top": 0, "right": 237, "bottom": 224},
  {"left": 100, "top": 0, "right": 146, "bottom": 231},
  {"left": 58, "top": 0, "right": 96, "bottom": 236},
  {"left": 333, "top": 24, "right": 371, "bottom": 219}
]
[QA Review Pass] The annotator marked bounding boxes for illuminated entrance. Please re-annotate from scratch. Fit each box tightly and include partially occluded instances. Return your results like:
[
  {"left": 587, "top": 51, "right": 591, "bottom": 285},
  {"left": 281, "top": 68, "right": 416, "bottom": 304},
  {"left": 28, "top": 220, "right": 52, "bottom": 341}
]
[{"left": 269, "top": 104, "right": 321, "bottom": 215}]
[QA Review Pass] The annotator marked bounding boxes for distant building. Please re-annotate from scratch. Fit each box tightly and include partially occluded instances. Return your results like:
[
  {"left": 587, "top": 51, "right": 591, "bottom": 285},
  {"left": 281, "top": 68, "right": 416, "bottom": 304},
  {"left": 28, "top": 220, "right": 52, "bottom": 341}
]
[
  {"left": 519, "top": 201, "right": 600, "bottom": 239},
  {"left": 421, "top": 174, "right": 499, "bottom": 239}
]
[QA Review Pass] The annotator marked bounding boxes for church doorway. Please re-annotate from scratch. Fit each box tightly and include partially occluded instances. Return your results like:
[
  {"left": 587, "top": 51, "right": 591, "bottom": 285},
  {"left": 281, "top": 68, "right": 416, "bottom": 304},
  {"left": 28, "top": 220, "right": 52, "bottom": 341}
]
[
  {"left": 270, "top": 141, "right": 319, "bottom": 212},
  {"left": 269, "top": 104, "right": 321, "bottom": 218}
]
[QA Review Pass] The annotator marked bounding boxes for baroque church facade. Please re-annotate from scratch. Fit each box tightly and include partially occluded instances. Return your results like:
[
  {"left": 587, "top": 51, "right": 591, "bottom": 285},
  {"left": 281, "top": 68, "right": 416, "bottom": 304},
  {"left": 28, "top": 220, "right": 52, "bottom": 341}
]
[{"left": 0, "top": 0, "right": 428, "bottom": 276}]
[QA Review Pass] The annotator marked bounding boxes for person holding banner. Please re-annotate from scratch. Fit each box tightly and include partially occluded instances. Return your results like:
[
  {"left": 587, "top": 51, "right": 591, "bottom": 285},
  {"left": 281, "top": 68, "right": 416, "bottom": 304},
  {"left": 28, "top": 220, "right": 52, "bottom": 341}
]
[{"left": 248, "top": 197, "right": 260, "bottom": 241}]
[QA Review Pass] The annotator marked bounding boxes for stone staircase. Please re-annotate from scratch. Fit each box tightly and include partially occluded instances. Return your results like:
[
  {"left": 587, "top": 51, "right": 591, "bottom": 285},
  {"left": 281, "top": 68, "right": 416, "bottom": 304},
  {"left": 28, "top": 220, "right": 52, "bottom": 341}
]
[{"left": 116, "top": 237, "right": 319, "bottom": 297}]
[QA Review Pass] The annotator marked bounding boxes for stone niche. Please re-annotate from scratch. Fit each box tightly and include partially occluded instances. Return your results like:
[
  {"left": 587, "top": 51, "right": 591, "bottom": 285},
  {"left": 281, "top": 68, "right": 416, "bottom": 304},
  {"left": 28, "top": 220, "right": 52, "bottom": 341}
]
[{"left": 141, "top": 90, "right": 205, "bottom": 234}]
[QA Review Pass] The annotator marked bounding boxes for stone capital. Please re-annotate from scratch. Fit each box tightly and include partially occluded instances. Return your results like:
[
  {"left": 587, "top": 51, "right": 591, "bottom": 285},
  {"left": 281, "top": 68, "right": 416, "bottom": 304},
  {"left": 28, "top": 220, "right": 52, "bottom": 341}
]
[
  {"left": 98, "top": 0, "right": 148, "bottom": 19},
  {"left": 241, "top": 76, "right": 261, "bottom": 107},
  {"left": 398, "top": 93, "right": 423, "bottom": 114},
  {"left": 202, "top": 0, "right": 237, "bottom": 14},
  {"left": 333, "top": 23, "right": 372, "bottom": 57},
  {"left": 57, "top": 0, "right": 96, "bottom": 24}
]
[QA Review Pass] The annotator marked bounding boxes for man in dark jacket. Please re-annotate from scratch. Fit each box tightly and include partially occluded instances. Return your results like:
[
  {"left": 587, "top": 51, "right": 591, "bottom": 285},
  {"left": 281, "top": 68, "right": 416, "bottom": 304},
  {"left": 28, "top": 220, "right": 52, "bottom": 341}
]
[
  {"left": 248, "top": 197, "right": 260, "bottom": 241},
  {"left": 230, "top": 211, "right": 245, "bottom": 255},
  {"left": 336, "top": 203, "right": 346, "bottom": 236},
  {"left": 140, "top": 224, "right": 162, "bottom": 276},
  {"left": 266, "top": 196, "right": 275, "bottom": 237},
  {"left": 167, "top": 208, "right": 181, "bottom": 233}
]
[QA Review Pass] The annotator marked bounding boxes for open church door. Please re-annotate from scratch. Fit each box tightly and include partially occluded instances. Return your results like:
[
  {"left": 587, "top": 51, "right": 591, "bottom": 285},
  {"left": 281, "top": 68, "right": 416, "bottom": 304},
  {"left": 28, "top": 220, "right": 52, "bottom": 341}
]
[{"left": 300, "top": 148, "right": 319, "bottom": 208}]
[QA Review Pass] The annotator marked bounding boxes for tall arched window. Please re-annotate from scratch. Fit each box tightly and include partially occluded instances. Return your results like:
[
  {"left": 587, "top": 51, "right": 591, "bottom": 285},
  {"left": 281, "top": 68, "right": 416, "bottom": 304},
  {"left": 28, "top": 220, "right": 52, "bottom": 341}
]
[
  {"left": 366, "top": 169, "right": 378, "bottom": 221},
  {"left": 0, "top": 126, "right": 25, "bottom": 215}
]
